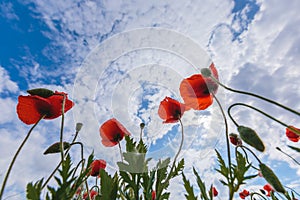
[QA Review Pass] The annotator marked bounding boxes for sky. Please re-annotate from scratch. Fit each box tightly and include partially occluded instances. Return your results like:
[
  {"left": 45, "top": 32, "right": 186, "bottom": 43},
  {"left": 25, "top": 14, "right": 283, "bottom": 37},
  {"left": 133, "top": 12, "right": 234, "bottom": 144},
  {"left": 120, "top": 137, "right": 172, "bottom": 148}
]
[{"left": 0, "top": 0, "right": 300, "bottom": 199}]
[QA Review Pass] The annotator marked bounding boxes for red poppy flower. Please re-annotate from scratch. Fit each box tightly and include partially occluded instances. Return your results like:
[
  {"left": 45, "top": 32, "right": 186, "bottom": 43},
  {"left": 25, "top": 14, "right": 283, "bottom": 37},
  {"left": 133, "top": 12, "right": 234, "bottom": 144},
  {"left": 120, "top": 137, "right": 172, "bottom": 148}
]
[
  {"left": 229, "top": 133, "right": 243, "bottom": 146},
  {"left": 152, "top": 190, "right": 156, "bottom": 200},
  {"left": 17, "top": 91, "right": 74, "bottom": 125},
  {"left": 212, "top": 186, "right": 218, "bottom": 197},
  {"left": 286, "top": 126, "right": 300, "bottom": 142},
  {"left": 263, "top": 184, "right": 274, "bottom": 197},
  {"left": 239, "top": 189, "right": 250, "bottom": 199},
  {"left": 179, "top": 63, "right": 219, "bottom": 110},
  {"left": 83, "top": 190, "right": 98, "bottom": 200},
  {"left": 158, "top": 97, "right": 185, "bottom": 123},
  {"left": 100, "top": 118, "right": 130, "bottom": 147},
  {"left": 90, "top": 159, "right": 107, "bottom": 177}
]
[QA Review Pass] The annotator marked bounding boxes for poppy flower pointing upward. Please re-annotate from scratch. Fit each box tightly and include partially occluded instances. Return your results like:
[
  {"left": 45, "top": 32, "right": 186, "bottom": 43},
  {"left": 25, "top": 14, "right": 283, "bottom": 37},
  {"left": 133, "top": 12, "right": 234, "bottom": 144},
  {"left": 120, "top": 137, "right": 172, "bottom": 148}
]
[
  {"left": 100, "top": 118, "right": 130, "bottom": 147},
  {"left": 90, "top": 159, "right": 106, "bottom": 177},
  {"left": 17, "top": 91, "right": 74, "bottom": 125},
  {"left": 179, "top": 63, "right": 219, "bottom": 110},
  {"left": 158, "top": 97, "right": 185, "bottom": 123}
]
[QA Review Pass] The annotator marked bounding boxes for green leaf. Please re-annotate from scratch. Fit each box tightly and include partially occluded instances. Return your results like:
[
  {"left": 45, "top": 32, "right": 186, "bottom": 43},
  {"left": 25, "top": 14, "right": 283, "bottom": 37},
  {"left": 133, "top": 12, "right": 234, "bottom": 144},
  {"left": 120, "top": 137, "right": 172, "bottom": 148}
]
[
  {"left": 238, "top": 126, "right": 265, "bottom": 152},
  {"left": 43, "top": 142, "right": 70, "bottom": 155},
  {"left": 182, "top": 173, "right": 197, "bottom": 200},
  {"left": 100, "top": 169, "right": 118, "bottom": 200},
  {"left": 215, "top": 150, "right": 229, "bottom": 179},
  {"left": 193, "top": 167, "right": 209, "bottom": 200},
  {"left": 26, "top": 179, "right": 43, "bottom": 200},
  {"left": 27, "top": 88, "right": 54, "bottom": 98}
]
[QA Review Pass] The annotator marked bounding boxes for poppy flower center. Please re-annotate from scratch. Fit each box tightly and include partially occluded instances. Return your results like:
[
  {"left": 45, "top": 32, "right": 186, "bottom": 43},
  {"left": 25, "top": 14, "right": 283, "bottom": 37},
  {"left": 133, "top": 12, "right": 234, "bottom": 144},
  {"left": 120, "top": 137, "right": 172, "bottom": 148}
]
[{"left": 113, "top": 133, "right": 122, "bottom": 142}]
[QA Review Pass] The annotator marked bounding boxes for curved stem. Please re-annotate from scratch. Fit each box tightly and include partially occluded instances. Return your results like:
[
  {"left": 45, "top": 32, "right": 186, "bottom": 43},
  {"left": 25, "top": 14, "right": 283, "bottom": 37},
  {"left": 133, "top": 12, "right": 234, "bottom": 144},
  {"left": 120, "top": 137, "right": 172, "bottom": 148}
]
[
  {"left": 0, "top": 115, "right": 45, "bottom": 200},
  {"left": 210, "top": 76, "right": 300, "bottom": 116},
  {"left": 250, "top": 192, "right": 268, "bottom": 200},
  {"left": 235, "top": 146, "right": 259, "bottom": 171},
  {"left": 241, "top": 146, "right": 262, "bottom": 164},
  {"left": 228, "top": 103, "right": 292, "bottom": 128},
  {"left": 213, "top": 94, "right": 233, "bottom": 200},
  {"left": 276, "top": 147, "right": 300, "bottom": 166},
  {"left": 42, "top": 127, "right": 82, "bottom": 189}
]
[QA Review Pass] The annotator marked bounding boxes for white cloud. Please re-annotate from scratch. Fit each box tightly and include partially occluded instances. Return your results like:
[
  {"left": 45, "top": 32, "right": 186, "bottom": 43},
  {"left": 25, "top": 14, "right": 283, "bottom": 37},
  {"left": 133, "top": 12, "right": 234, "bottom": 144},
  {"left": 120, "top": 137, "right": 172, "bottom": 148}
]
[
  {"left": 0, "top": 66, "right": 19, "bottom": 94},
  {"left": 2, "top": 0, "right": 300, "bottom": 199}
]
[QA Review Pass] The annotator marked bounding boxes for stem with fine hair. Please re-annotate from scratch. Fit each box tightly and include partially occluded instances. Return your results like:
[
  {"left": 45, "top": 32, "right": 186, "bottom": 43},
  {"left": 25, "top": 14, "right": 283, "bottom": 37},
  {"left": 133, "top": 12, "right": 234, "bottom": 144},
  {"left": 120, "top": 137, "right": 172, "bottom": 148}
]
[
  {"left": 118, "top": 142, "right": 123, "bottom": 162},
  {"left": 210, "top": 76, "right": 300, "bottom": 116},
  {"left": 212, "top": 94, "right": 233, "bottom": 200},
  {"left": 60, "top": 94, "right": 66, "bottom": 162},
  {"left": 42, "top": 125, "right": 82, "bottom": 189},
  {"left": 0, "top": 115, "right": 46, "bottom": 200},
  {"left": 157, "top": 118, "right": 184, "bottom": 199},
  {"left": 227, "top": 103, "right": 300, "bottom": 135}
]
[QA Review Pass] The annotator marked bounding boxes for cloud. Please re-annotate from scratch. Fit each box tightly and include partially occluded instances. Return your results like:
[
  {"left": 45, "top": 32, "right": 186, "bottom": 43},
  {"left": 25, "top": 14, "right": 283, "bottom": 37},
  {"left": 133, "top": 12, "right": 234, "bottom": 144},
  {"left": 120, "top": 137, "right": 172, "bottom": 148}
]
[{"left": 1, "top": 0, "right": 300, "bottom": 199}]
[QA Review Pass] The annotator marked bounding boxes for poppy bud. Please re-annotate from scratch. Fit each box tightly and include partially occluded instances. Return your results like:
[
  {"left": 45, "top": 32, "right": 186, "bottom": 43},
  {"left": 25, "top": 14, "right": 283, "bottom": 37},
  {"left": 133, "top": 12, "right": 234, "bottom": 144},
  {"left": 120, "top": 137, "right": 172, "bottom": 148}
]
[
  {"left": 140, "top": 122, "right": 145, "bottom": 129},
  {"left": 229, "top": 133, "right": 242, "bottom": 146},
  {"left": 201, "top": 68, "right": 212, "bottom": 77},
  {"left": 259, "top": 163, "right": 285, "bottom": 193},
  {"left": 237, "top": 126, "right": 265, "bottom": 152},
  {"left": 76, "top": 123, "right": 83, "bottom": 132},
  {"left": 27, "top": 88, "right": 54, "bottom": 98},
  {"left": 43, "top": 142, "right": 71, "bottom": 154}
]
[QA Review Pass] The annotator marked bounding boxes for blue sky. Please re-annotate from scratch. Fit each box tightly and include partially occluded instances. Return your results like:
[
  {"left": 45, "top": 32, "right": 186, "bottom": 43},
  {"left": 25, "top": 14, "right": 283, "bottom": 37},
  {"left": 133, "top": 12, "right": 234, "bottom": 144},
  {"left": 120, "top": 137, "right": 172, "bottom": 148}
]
[{"left": 1, "top": 0, "right": 300, "bottom": 199}]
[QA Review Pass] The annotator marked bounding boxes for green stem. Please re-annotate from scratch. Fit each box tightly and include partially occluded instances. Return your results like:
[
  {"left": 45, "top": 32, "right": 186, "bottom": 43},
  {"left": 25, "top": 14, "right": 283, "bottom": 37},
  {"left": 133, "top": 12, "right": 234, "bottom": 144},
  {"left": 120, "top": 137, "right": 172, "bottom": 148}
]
[
  {"left": 60, "top": 94, "right": 66, "bottom": 162},
  {"left": 157, "top": 118, "right": 184, "bottom": 199},
  {"left": 276, "top": 147, "right": 300, "bottom": 165},
  {"left": 250, "top": 192, "right": 267, "bottom": 200},
  {"left": 0, "top": 115, "right": 45, "bottom": 200},
  {"left": 228, "top": 103, "right": 293, "bottom": 128},
  {"left": 212, "top": 94, "right": 233, "bottom": 200},
  {"left": 210, "top": 76, "right": 300, "bottom": 116},
  {"left": 241, "top": 145, "right": 262, "bottom": 164},
  {"left": 42, "top": 125, "right": 82, "bottom": 189},
  {"left": 118, "top": 142, "right": 123, "bottom": 162},
  {"left": 235, "top": 146, "right": 259, "bottom": 171}
]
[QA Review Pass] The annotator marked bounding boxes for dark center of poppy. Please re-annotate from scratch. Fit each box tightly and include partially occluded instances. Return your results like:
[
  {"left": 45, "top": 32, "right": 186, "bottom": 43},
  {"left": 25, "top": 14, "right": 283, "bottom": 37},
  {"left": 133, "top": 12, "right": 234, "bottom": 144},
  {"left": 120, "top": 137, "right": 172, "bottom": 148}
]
[
  {"left": 174, "top": 109, "right": 181, "bottom": 119},
  {"left": 113, "top": 133, "right": 122, "bottom": 142}
]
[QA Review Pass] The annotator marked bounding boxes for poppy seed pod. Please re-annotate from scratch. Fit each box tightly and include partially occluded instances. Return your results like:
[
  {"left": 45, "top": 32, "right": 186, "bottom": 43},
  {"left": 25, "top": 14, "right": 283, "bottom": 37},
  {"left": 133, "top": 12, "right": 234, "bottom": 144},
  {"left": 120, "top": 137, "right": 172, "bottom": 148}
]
[
  {"left": 259, "top": 163, "right": 285, "bottom": 193},
  {"left": 237, "top": 126, "right": 265, "bottom": 152}
]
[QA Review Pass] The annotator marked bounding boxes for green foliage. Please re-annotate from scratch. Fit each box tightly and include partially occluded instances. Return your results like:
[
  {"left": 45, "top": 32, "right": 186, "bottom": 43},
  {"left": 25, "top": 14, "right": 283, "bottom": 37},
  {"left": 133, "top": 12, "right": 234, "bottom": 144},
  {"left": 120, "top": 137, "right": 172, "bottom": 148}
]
[
  {"left": 26, "top": 179, "right": 43, "bottom": 200},
  {"left": 193, "top": 167, "right": 209, "bottom": 200},
  {"left": 43, "top": 142, "right": 71, "bottom": 155},
  {"left": 99, "top": 169, "right": 118, "bottom": 200},
  {"left": 182, "top": 173, "right": 197, "bottom": 200}
]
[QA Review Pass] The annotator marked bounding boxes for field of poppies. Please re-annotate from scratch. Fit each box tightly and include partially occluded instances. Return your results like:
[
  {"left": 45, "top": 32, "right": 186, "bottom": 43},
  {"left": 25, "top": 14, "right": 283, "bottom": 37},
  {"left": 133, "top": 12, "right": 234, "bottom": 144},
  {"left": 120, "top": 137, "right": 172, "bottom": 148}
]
[{"left": 0, "top": 63, "right": 299, "bottom": 200}]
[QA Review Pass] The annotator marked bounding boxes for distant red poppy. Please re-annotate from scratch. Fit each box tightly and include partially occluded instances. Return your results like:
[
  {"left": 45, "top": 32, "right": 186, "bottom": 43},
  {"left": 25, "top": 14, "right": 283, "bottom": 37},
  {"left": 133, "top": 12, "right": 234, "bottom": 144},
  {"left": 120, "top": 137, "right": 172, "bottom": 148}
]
[
  {"left": 90, "top": 159, "right": 107, "bottom": 177},
  {"left": 17, "top": 91, "right": 74, "bottom": 125},
  {"left": 179, "top": 63, "right": 219, "bottom": 110},
  {"left": 239, "top": 189, "right": 250, "bottom": 199},
  {"left": 152, "top": 190, "right": 156, "bottom": 200},
  {"left": 100, "top": 118, "right": 130, "bottom": 147},
  {"left": 229, "top": 133, "right": 242, "bottom": 146},
  {"left": 263, "top": 184, "right": 274, "bottom": 197},
  {"left": 83, "top": 190, "right": 98, "bottom": 200},
  {"left": 286, "top": 126, "right": 300, "bottom": 142},
  {"left": 158, "top": 97, "right": 185, "bottom": 123},
  {"left": 212, "top": 186, "right": 218, "bottom": 197}
]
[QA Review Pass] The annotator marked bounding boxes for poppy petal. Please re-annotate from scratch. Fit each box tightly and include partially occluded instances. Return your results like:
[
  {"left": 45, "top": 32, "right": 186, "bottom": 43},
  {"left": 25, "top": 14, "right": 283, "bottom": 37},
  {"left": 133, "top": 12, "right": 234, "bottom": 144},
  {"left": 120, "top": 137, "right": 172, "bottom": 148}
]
[{"left": 17, "top": 95, "right": 51, "bottom": 125}]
